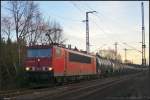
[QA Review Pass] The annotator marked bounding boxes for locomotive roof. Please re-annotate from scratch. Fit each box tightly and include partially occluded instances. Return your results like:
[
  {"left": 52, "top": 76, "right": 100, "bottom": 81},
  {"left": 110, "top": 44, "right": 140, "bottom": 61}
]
[
  {"left": 26, "top": 44, "right": 95, "bottom": 58},
  {"left": 54, "top": 45, "right": 95, "bottom": 58},
  {"left": 27, "top": 45, "right": 53, "bottom": 49}
]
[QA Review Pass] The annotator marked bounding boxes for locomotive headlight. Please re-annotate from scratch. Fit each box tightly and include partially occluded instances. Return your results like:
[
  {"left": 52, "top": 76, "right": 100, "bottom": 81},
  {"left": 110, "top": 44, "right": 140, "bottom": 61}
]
[
  {"left": 38, "top": 58, "right": 40, "bottom": 62},
  {"left": 48, "top": 67, "right": 53, "bottom": 71},
  {"left": 25, "top": 67, "right": 30, "bottom": 71}
]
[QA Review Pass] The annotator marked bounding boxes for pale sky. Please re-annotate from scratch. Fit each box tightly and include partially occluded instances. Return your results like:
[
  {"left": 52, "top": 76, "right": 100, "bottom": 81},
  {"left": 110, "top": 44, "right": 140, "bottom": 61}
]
[{"left": 1, "top": 1, "right": 149, "bottom": 64}]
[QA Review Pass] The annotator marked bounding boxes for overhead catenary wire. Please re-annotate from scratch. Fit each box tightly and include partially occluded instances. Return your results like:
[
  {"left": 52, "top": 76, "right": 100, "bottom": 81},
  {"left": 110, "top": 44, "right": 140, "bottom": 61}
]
[
  {"left": 46, "top": 10, "right": 81, "bottom": 22},
  {"left": 82, "top": 2, "right": 115, "bottom": 32},
  {"left": 122, "top": 42, "right": 142, "bottom": 53},
  {"left": 69, "top": 1, "right": 85, "bottom": 16},
  {"left": 69, "top": 2, "right": 122, "bottom": 52},
  {"left": 70, "top": 2, "right": 114, "bottom": 41},
  {"left": 69, "top": 2, "right": 113, "bottom": 34},
  {"left": 77, "top": 3, "right": 123, "bottom": 37},
  {"left": 83, "top": 2, "right": 140, "bottom": 34}
]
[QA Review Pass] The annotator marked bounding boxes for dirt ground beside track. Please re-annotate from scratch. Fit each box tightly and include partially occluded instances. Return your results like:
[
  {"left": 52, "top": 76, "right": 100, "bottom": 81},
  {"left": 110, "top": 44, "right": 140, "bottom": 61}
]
[{"left": 83, "top": 71, "right": 150, "bottom": 100}]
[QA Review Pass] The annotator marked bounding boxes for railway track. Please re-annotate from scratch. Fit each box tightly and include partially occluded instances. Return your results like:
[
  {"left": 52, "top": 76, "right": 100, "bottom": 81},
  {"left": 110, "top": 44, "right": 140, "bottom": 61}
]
[
  {"left": 0, "top": 85, "right": 50, "bottom": 100},
  {"left": 1, "top": 72, "right": 143, "bottom": 100},
  {"left": 0, "top": 78, "right": 100, "bottom": 99},
  {"left": 0, "top": 74, "right": 113, "bottom": 99},
  {"left": 39, "top": 72, "right": 143, "bottom": 100}
]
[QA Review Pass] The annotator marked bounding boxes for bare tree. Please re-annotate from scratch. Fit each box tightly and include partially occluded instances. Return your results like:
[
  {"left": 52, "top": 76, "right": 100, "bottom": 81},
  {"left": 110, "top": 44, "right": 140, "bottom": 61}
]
[
  {"left": 26, "top": 17, "right": 66, "bottom": 45},
  {"left": 1, "top": 17, "right": 14, "bottom": 40},
  {"left": 3, "top": 1, "right": 66, "bottom": 46},
  {"left": 3, "top": 1, "right": 40, "bottom": 65},
  {"left": 26, "top": 11, "right": 44, "bottom": 45},
  {"left": 8, "top": 1, "right": 39, "bottom": 42},
  {"left": 98, "top": 49, "right": 122, "bottom": 62}
]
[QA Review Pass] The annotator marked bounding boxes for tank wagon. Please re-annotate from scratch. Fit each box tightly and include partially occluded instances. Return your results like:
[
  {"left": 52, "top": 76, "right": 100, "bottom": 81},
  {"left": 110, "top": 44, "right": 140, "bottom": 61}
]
[{"left": 96, "top": 54, "right": 141, "bottom": 77}]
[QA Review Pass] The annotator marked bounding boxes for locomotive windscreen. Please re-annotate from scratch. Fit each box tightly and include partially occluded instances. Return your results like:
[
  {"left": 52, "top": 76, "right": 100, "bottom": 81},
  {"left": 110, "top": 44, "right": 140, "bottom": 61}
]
[
  {"left": 69, "top": 52, "right": 91, "bottom": 63},
  {"left": 27, "top": 48, "right": 51, "bottom": 58}
]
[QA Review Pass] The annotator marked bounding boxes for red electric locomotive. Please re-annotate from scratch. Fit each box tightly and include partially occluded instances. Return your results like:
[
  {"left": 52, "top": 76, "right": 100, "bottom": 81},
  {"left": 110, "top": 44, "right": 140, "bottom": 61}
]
[{"left": 24, "top": 44, "right": 97, "bottom": 82}]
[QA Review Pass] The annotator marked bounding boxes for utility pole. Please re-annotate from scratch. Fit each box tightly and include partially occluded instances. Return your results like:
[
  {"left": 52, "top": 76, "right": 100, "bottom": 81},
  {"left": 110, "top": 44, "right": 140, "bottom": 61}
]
[
  {"left": 0, "top": 28, "right": 1, "bottom": 45},
  {"left": 0, "top": 22, "right": 1, "bottom": 90},
  {"left": 84, "top": 11, "right": 96, "bottom": 53},
  {"left": 141, "top": 2, "right": 146, "bottom": 66},
  {"left": 124, "top": 48, "right": 127, "bottom": 63},
  {"left": 124, "top": 48, "right": 133, "bottom": 63},
  {"left": 114, "top": 42, "right": 118, "bottom": 60}
]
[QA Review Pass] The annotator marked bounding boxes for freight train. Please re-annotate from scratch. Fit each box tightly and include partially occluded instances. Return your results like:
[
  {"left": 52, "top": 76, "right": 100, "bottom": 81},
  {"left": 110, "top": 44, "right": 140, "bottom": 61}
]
[{"left": 24, "top": 44, "right": 142, "bottom": 83}]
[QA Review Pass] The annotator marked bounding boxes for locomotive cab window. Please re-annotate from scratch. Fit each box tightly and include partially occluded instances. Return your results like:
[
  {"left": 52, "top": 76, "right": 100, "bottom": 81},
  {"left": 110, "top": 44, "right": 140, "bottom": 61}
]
[
  {"left": 27, "top": 48, "right": 51, "bottom": 58},
  {"left": 69, "top": 52, "right": 91, "bottom": 63}
]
